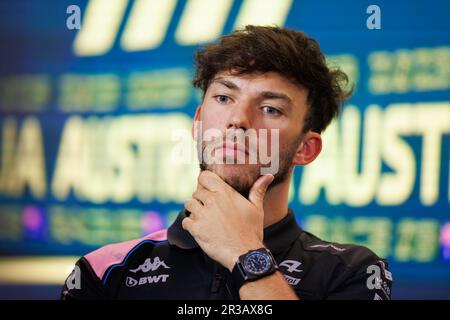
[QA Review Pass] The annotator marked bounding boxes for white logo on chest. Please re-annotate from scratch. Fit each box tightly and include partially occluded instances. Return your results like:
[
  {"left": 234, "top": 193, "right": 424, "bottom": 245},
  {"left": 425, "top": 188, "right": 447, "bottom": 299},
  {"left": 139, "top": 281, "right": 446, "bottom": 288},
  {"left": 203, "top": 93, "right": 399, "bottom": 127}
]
[
  {"left": 279, "top": 260, "right": 303, "bottom": 273},
  {"left": 130, "top": 256, "right": 170, "bottom": 273}
]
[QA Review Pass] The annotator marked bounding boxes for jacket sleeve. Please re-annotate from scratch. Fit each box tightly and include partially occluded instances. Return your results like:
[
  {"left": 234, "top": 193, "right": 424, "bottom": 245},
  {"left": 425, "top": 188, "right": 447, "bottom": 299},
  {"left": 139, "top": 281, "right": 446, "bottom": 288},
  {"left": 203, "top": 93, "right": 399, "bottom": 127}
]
[
  {"left": 325, "top": 258, "right": 393, "bottom": 300},
  {"left": 60, "top": 257, "right": 106, "bottom": 300}
]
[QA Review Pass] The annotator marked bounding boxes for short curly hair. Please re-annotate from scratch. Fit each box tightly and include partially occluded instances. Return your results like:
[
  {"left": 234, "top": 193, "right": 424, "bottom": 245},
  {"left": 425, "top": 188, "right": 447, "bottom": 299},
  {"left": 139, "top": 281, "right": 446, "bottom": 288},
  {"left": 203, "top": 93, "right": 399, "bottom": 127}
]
[{"left": 193, "top": 25, "right": 351, "bottom": 134}]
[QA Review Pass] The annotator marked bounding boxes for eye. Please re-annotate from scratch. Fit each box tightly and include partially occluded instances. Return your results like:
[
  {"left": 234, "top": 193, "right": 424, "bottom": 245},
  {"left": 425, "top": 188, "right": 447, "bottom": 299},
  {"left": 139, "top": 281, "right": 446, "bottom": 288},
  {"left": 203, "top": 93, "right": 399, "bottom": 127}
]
[
  {"left": 214, "top": 95, "right": 231, "bottom": 104},
  {"left": 262, "top": 106, "right": 281, "bottom": 116}
]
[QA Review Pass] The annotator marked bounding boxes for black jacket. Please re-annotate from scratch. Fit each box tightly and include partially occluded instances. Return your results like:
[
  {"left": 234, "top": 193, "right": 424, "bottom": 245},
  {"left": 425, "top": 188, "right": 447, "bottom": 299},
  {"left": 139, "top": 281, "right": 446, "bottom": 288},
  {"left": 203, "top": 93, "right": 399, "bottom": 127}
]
[{"left": 61, "top": 209, "right": 392, "bottom": 300}]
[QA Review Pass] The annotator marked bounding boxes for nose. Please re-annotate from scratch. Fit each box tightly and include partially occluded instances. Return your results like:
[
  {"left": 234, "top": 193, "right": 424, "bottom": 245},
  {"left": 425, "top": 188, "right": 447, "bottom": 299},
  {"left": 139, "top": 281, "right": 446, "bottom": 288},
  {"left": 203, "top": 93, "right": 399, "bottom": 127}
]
[{"left": 226, "top": 102, "right": 252, "bottom": 130}]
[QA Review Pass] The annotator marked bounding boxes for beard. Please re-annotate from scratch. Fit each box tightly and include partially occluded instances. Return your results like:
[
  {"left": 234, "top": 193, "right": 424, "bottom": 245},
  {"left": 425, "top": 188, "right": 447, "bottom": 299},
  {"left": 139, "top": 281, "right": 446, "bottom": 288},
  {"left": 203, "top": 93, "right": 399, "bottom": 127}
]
[{"left": 198, "top": 135, "right": 301, "bottom": 199}]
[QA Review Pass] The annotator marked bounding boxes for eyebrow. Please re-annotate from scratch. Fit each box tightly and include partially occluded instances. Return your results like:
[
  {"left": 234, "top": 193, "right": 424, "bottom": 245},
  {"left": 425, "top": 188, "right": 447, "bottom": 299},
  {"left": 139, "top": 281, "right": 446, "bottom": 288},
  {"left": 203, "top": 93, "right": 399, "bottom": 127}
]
[
  {"left": 260, "top": 91, "right": 292, "bottom": 106},
  {"left": 210, "top": 78, "right": 240, "bottom": 90},
  {"left": 210, "top": 77, "right": 293, "bottom": 107}
]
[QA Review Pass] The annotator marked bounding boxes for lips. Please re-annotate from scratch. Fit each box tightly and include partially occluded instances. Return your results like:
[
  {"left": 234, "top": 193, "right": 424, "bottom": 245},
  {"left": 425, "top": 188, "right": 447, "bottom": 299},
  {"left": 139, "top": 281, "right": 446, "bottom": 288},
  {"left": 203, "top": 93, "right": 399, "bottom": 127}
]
[{"left": 221, "top": 141, "right": 248, "bottom": 155}]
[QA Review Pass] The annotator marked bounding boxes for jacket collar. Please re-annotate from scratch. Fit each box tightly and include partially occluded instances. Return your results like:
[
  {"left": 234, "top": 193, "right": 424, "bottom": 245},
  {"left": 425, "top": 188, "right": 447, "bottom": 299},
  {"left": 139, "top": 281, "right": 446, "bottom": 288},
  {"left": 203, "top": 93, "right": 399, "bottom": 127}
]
[
  {"left": 167, "top": 208, "right": 303, "bottom": 255},
  {"left": 167, "top": 209, "right": 198, "bottom": 250}
]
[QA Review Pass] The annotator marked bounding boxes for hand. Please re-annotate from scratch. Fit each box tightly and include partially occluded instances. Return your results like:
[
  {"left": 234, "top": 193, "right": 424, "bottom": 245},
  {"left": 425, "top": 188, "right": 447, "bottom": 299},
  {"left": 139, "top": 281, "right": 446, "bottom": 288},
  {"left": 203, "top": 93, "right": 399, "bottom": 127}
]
[{"left": 182, "top": 171, "right": 274, "bottom": 271}]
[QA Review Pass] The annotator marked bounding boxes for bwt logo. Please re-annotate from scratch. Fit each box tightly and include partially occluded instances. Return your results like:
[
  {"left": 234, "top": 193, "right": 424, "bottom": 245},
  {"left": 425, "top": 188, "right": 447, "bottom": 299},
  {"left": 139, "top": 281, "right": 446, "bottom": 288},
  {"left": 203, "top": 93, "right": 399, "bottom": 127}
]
[
  {"left": 68, "top": 0, "right": 293, "bottom": 56},
  {"left": 126, "top": 275, "right": 170, "bottom": 287}
]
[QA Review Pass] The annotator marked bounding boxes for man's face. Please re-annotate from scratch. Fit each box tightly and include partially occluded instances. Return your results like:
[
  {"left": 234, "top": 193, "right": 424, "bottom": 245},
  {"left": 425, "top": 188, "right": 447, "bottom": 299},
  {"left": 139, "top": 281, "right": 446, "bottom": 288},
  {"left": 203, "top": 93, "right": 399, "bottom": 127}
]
[{"left": 195, "top": 70, "right": 309, "bottom": 197}]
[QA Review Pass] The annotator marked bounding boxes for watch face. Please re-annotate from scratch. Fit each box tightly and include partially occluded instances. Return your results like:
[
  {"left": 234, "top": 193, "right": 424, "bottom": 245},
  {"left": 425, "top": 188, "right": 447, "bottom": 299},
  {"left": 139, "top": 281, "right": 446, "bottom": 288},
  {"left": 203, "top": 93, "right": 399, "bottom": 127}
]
[{"left": 243, "top": 251, "right": 272, "bottom": 275}]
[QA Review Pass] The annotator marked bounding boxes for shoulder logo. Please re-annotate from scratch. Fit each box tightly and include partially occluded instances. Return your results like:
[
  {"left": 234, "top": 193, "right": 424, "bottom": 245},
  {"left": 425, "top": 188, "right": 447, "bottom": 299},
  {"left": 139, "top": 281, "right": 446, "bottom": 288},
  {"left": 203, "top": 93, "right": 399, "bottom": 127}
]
[{"left": 130, "top": 256, "right": 170, "bottom": 273}]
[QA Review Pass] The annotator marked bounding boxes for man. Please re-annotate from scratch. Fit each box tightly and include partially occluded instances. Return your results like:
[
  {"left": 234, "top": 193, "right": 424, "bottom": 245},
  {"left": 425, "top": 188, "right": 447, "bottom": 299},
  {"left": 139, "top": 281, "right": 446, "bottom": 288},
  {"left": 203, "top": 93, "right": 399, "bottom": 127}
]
[{"left": 61, "top": 26, "right": 392, "bottom": 300}]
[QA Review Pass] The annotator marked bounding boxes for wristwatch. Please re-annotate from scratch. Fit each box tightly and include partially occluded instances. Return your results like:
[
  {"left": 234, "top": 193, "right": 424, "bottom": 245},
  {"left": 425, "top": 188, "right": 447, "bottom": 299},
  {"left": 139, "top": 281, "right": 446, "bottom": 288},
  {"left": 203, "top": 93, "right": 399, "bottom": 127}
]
[{"left": 231, "top": 248, "right": 278, "bottom": 290}]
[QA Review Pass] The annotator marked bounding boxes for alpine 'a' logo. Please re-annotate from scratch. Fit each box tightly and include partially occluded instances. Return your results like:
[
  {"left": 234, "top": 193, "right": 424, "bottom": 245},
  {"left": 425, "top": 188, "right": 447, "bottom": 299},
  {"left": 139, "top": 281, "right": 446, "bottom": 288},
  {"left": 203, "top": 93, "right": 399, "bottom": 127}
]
[{"left": 279, "top": 260, "right": 303, "bottom": 273}]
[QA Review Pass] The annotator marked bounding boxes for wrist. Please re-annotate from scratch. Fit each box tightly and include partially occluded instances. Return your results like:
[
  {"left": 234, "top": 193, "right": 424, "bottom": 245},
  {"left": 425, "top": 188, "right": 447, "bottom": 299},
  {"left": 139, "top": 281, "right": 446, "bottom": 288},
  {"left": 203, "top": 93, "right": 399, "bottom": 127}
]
[
  {"left": 225, "top": 242, "right": 265, "bottom": 272},
  {"left": 230, "top": 247, "right": 278, "bottom": 291}
]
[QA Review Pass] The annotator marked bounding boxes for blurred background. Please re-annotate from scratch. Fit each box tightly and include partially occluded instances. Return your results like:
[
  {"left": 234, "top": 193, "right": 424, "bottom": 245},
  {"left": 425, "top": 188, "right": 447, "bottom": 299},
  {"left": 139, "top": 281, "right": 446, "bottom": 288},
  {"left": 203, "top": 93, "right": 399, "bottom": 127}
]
[{"left": 0, "top": 0, "right": 449, "bottom": 299}]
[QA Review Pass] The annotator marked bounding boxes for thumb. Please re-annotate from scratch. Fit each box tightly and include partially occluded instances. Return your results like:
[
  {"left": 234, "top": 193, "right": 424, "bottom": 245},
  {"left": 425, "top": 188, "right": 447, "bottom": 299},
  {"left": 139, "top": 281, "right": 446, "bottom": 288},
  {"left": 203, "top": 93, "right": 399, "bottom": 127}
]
[{"left": 248, "top": 174, "right": 274, "bottom": 208}]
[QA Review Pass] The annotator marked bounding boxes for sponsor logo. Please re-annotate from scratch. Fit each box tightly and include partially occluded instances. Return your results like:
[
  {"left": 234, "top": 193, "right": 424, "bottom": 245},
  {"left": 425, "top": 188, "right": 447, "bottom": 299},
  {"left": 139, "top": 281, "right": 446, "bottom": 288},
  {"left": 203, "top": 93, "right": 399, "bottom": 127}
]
[
  {"left": 130, "top": 256, "right": 170, "bottom": 273},
  {"left": 126, "top": 276, "right": 138, "bottom": 287},
  {"left": 126, "top": 256, "right": 171, "bottom": 287},
  {"left": 279, "top": 260, "right": 303, "bottom": 273},
  {"left": 283, "top": 274, "right": 301, "bottom": 286},
  {"left": 125, "top": 275, "right": 170, "bottom": 287}
]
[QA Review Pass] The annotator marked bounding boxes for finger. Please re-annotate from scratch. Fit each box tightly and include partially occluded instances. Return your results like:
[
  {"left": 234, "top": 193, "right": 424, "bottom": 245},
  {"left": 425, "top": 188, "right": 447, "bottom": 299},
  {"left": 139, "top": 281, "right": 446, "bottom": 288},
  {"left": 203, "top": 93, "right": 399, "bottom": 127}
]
[
  {"left": 184, "top": 198, "right": 204, "bottom": 217},
  {"left": 192, "top": 185, "right": 211, "bottom": 205},
  {"left": 198, "top": 170, "right": 226, "bottom": 192},
  {"left": 181, "top": 216, "right": 194, "bottom": 232},
  {"left": 248, "top": 174, "right": 274, "bottom": 209}
]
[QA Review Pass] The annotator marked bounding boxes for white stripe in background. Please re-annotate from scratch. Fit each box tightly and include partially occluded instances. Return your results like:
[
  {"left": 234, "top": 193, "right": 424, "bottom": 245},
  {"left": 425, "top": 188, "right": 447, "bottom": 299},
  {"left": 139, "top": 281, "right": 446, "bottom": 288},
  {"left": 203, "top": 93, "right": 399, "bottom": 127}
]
[
  {"left": 175, "top": 0, "right": 234, "bottom": 45},
  {"left": 0, "top": 256, "right": 79, "bottom": 285},
  {"left": 73, "top": 0, "right": 129, "bottom": 56},
  {"left": 233, "top": 0, "right": 293, "bottom": 30},
  {"left": 121, "top": 0, "right": 178, "bottom": 51}
]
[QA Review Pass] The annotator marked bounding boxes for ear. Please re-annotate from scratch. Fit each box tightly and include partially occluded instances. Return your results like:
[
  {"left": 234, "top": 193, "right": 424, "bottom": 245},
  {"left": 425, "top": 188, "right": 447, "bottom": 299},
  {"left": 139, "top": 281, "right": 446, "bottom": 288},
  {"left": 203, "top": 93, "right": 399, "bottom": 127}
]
[
  {"left": 292, "top": 131, "right": 322, "bottom": 166},
  {"left": 191, "top": 106, "right": 202, "bottom": 139}
]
